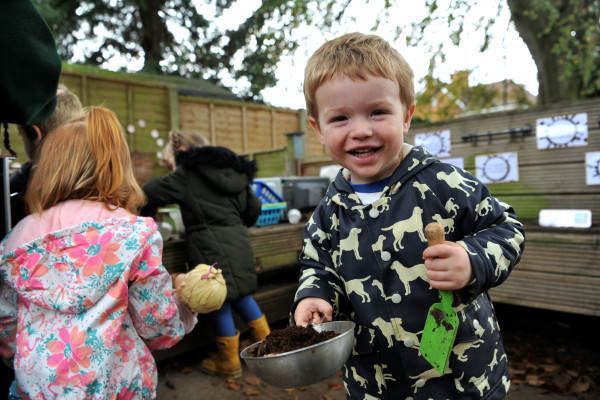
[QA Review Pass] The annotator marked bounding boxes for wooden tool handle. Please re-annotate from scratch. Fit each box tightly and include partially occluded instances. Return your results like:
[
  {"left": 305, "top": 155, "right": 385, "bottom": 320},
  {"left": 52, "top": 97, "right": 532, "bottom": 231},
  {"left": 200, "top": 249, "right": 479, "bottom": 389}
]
[
  {"left": 425, "top": 222, "right": 445, "bottom": 246},
  {"left": 425, "top": 222, "right": 453, "bottom": 304}
]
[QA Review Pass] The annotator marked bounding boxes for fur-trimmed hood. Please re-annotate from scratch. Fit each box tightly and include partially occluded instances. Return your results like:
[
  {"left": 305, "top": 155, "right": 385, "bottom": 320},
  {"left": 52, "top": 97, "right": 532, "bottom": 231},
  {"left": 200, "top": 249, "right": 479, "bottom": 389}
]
[
  {"left": 174, "top": 145, "right": 257, "bottom": 195},
  {"left": 175, "top": 146, "right": 257, "bottom": 180}
]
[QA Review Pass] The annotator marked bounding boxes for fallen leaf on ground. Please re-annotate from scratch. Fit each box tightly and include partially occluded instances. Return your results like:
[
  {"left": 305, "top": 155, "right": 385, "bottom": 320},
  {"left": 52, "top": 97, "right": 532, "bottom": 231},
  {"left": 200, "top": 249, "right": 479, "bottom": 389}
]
[
  {"left": 525, "top": 374, "right": 542, "bottom": 386},
  {"left": 572, "top": 378, "right": 591, "bottom": 393},
  {"left": 541, "top": 364, "right": 560, "bottom": 373},
  {"left": 244, "top": 376, "right": 261, "bottom": 386},
  {"left": 244, "top": 388, "right": 261, "bottom": 396},
  {"left": 225, "top": 381, "right": 243, "bottom": 391}
]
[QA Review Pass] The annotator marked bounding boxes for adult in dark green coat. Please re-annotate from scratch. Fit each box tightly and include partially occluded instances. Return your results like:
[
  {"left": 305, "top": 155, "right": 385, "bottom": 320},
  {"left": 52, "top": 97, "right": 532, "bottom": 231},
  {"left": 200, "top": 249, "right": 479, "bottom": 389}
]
[
  {"left": 1, "top": 1, "right": 61, "bottom": 396},
  {"left": 141, "top": 130, "right": 271, "bottom": 379}
]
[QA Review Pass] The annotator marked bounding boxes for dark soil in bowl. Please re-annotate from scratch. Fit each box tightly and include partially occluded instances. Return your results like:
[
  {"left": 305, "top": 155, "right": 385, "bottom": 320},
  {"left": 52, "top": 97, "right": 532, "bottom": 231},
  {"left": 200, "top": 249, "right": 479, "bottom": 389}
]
[{"left": 249, "top": 325, "right": 339, "bottom": 357}]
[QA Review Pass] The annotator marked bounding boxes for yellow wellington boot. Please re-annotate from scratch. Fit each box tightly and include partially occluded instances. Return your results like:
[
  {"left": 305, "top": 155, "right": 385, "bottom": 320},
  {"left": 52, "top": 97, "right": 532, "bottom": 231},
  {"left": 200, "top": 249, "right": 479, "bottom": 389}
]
[
  {"left": 246, "top": 314, "right": 271, "bottom": 342},
  {"left": 200, "top": 330, "right": 243, "bottom": 378}
]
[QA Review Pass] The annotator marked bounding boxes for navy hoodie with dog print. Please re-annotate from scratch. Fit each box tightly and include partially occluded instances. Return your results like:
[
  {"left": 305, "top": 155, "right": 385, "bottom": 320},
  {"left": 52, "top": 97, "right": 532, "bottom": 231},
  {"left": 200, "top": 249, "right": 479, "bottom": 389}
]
[{"left": 292, "top": 144, "right": 525, "bottom": 400}]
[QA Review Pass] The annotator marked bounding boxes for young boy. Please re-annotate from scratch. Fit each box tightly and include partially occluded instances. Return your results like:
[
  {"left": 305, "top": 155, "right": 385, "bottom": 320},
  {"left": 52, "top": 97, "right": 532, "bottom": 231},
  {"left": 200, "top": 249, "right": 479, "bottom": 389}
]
[{"left": 292, "top": 32, "right": 525, "bottom": 399}]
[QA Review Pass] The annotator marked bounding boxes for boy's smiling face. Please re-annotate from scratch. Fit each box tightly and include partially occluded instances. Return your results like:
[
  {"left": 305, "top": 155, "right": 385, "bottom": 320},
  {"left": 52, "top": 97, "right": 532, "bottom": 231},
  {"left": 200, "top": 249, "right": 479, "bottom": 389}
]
[{"left": 309, "top": 75, "right": 415, "bottom": 185}]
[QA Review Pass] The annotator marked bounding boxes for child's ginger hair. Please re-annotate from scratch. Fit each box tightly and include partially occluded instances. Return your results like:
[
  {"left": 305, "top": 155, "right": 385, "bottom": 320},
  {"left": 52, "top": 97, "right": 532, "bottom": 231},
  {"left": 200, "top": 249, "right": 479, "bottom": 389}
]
[
  {"left": 303, "top": 32, "right": 416, "bottom": 121},
  {"left": 25, "top": 106, "right": 146, "bottom": 215}
]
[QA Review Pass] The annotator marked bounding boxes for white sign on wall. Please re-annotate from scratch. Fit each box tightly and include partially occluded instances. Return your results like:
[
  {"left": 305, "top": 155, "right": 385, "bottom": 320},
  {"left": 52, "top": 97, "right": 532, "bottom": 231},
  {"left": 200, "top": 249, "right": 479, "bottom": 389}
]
[
  {"left": 586, "top": 151, "right": 600, "bottom": 185},
  {"left": 475, "top": 152, "right": 519, "bottom": 184},
  {"left": 415, "top": 129, "right": 451, "bottom": 158},
  {"left": 539, "top": 209, "right": 592, "bottom": 228},
  {"left": 536, "top": 113, "right": 588, "bottom": 150}
]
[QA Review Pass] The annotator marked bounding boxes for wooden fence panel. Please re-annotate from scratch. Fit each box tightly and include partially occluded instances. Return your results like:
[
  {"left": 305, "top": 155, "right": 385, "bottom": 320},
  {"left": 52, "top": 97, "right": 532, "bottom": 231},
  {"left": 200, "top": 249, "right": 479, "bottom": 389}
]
[
  {"left": 252, "top": 148, "right": 290, "bottom": 178},
  {"left": 405, "top": 98, "right": 600, "bottom": 317},
  {"left": 273, "top": 109, "right": 304, "bottom": 147},
  {"left": 60, "top": 74, "right": 84, "bottom": 103},
  {"left": 305, "top": 123, "right": 328, "bottom": 158},
  {"left": 7, "top": 66, "right": 317, "bottom": 181},
  {"left": 130, "top": 85, "right": 171, "bottom": 155},
  {"left": 408, "top": 98, "right": 600, "bottom": 226},
  {"left": 246, "top": 108, "right": 275, "bottom": 152},
  {"left": 85, "top": 78, "right": 129, "bottom": 122},
  {"left": 179, "top": 100, "right": 211, "bottom": 135},
  {"left": 213, "top": 104, "right": 243, "bottom": 153}
]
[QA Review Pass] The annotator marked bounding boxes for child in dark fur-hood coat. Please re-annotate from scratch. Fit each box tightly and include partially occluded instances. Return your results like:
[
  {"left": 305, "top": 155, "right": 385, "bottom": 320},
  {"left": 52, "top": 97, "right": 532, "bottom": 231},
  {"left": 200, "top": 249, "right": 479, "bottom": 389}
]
[
  {"left": 141, "top": 145, "right": 262, "bottom": 301},
  {"left": 142, "top": 132, "right": 271, "bottom": 378}
]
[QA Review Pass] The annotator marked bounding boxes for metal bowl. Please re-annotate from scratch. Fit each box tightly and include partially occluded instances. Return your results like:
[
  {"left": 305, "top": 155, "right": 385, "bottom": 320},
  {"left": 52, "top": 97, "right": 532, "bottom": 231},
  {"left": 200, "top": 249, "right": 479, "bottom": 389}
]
[{"left": 240, "top": 321, "right": 355, "bottom": 388}]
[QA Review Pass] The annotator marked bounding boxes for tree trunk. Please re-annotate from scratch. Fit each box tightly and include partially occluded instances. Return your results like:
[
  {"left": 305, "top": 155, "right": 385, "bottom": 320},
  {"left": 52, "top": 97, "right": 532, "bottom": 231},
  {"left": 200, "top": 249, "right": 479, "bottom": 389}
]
[
  {"left": 138, "top": 0, "right": 166, "bottom": 74},
  {"left": 506, "top": 0, "right": 582, "bottom": 105}
]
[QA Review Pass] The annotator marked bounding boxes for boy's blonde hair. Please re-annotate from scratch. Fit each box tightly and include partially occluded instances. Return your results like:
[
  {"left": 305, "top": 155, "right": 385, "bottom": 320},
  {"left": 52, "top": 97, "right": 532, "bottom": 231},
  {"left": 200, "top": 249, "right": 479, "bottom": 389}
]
[
  {"left": 25, "top": 106, "right": 146, "bottom": 215},
  {"left": 18, "top": 84, "right": 83, "bottom": 160},
  {"left": 162, "top": 130, "right": 210, "bottom": 170},
  {"left": 304, "top": 32, "right": 415, "bottom": 121}
]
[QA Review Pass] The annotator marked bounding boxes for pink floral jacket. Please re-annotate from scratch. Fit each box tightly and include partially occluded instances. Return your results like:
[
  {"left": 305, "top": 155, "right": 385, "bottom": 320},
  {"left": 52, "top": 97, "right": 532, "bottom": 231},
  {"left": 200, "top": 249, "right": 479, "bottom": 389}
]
[{"left": 0, "top": 200, "right": 186, "bottom": 399}]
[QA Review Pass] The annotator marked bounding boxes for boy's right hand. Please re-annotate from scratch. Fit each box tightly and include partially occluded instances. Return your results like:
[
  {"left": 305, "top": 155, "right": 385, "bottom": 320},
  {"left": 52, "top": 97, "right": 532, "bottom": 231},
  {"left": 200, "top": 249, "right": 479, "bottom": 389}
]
[{"left": 294, "top": 297, "right": 333, "bottom": 327}]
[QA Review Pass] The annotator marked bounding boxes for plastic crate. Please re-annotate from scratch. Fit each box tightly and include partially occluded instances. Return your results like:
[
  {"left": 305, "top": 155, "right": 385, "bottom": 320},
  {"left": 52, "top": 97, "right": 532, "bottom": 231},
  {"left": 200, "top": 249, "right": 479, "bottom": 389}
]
[
  {"left": 252, "top": 181, "right": 287, "bottom": 226},
  {"left": 255, "top": 202, "right": 287, "bottom": 226}
]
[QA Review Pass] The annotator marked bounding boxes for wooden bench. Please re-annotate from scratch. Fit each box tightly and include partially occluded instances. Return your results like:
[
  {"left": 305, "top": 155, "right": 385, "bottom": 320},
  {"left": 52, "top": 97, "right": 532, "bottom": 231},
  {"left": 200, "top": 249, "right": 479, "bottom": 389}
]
[
  {"left": 490, "top": 225, "right": 600, "bottom": 317},
  {"left": 161, "top": 222, "right": 305, "bottom": 274}
]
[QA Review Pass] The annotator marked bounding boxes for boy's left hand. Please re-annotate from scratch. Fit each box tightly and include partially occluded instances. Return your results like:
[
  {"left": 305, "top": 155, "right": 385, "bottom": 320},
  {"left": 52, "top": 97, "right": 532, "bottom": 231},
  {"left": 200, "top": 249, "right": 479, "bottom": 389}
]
[{"left": 423, "top": 241, "right": 473, "bottom": 291}]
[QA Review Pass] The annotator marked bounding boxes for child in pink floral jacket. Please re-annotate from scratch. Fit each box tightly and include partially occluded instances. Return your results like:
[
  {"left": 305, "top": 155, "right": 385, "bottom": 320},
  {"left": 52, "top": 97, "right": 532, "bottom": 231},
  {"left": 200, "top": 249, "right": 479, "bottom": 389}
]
[{"left": 0, "top": 106, "right": 196, "bottom": 399}]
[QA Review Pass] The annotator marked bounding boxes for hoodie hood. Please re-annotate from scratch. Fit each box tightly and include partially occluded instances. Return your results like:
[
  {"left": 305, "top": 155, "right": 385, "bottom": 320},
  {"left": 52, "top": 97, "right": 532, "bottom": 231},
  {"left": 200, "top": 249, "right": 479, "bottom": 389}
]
[
  {"left": 0, "top": 215, "right": 156, "bottom": 314},
  {"left": 175, "top": 146, "right": 257, "bottom": 195},
  {"left": 327, "top": 145, "right": 439, "bottom": 209}
]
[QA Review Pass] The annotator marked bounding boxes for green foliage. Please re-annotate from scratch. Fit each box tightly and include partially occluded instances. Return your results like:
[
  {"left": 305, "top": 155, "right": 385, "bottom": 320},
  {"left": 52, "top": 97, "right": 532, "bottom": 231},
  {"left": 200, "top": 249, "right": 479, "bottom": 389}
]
[
  {"left": 406, "top": 0, "right": 599, "bottom": 105},
  {"left": 414, "top": 70, "right": 535, "bottom": 122},
  {"left": 526, "top": 0, "right": 600, "bottom": 98},
  {"left": 34, "top": 0, "right": 599, "bottom": 107},
  {"left": 34, "top": 0, "right": 327, "bottom": 103}
]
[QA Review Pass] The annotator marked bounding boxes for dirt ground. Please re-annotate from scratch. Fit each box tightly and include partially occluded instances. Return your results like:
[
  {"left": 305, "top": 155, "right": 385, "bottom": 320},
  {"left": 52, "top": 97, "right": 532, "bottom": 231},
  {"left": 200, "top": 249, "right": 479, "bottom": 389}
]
[
  {"left": 156, "top": 303, "right": 599, "bottom": 400},
  {"left": 156, "top": 353, "right": 578, "bottom": 400}
]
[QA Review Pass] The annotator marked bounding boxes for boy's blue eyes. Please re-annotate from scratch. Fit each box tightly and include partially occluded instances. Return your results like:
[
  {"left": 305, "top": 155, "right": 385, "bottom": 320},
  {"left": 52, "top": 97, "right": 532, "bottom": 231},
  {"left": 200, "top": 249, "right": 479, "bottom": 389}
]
[{"left": 329, "top": 110, "right": 387, "bottom": 123}]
